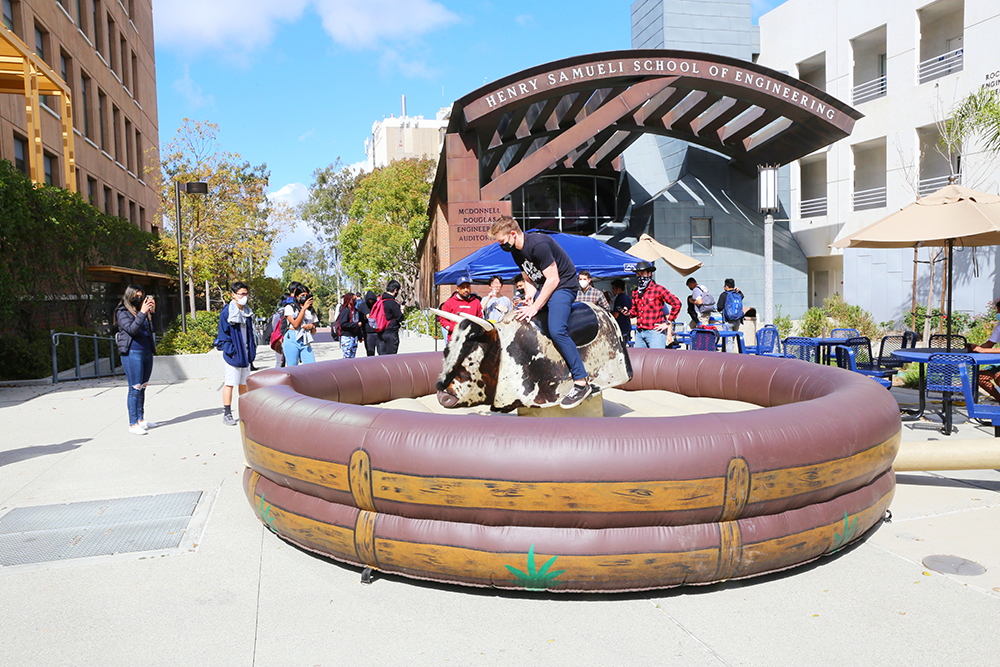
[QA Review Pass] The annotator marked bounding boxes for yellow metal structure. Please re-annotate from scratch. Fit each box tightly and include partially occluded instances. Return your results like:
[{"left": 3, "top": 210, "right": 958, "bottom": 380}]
[{"left": 0, "top": 26, "right": 75, "bottom": 191}]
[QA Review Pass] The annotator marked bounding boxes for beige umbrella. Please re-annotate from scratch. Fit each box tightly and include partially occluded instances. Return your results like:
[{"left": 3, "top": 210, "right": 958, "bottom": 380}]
[
  {"left": 830, "top": 184, "right": 1000, "bottom": 344},
  {"left": 627, "top": 233, "right": 703, "bottom": 276}
]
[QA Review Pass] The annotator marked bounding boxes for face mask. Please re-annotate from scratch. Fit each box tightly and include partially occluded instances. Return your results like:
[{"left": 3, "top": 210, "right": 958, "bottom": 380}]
[
  {"left": 131, "top": 297, "right": 143, "bottom": 308},
  {"left": 579, "top": 280, "right": 589, "bottom": 289},
  {"left": 298, "top": 296, "right": 308, "bottom": 304},
  {"left": 636, "top": 276, "right": 652, "bottom": 291},
  {"left": 235, "top": 296, "right": 248, "bottom": 306},
  {"left": 500, "top": 242, "right": 514, "bottom": 253}
]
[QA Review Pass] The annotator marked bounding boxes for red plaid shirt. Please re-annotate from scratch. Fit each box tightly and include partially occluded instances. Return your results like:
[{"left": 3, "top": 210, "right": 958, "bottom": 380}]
[{"left": 630, "top": 282, "right": 681, "bottom": 329}]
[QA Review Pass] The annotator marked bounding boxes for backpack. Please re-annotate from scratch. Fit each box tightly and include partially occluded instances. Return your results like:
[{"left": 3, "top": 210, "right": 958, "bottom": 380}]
[
  {"left": 368, "top": 297, "right": 390, "bottom": 332},
  {"left": 269, "top": 309, "right": 284, "bottom": 353},
  {"left": 697, "top": 286, "right": 715, "bottom": 313},
  {"left": 723, "top": 290, "right": 744, "bottom": 322}
]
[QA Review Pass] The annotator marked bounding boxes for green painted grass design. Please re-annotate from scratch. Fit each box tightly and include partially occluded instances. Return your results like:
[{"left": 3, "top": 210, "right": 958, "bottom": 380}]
[
  {"left": 831, "top": 511, "right": 858, "bottom": 552},
  {"left": 258, "top": 492, "right": 276, "bottom": 532},
  {"left": 505, "top": 544, "right": 566, "bottom": 590}
]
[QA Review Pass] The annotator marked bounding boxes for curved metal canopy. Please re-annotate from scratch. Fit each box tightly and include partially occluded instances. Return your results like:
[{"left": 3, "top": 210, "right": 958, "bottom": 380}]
[{"left": 439, "top": 49, "right": 862, "bottom": 202}]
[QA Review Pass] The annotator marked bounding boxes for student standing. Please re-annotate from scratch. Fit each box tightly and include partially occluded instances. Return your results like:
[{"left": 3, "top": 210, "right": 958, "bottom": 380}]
[
  {"left": 115, "top": 284, "right": 157, "bottom": 435},
  {"left": 336, "top": 292, "right": 362, "bottom": 359},
  {"left": 217, "top": 281, "right": 257, "bottom": 426},
  {"left": 283, "top": 285, "right": 318, "bottom": 366}
]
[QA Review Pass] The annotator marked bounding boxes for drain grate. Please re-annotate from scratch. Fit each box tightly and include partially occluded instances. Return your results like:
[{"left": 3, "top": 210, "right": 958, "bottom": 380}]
[{"left": 0, "top": 491, "right": 203, "bottom": 568}]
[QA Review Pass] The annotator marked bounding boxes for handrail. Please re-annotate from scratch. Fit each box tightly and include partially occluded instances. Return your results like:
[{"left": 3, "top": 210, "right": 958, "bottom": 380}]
[
  {"left": 918, "top": 173, "right": 960, "bottom": 197},
  {"left": 853, "top": 186, "right": 887, "bottom": 211},
  {"left": 918, "top": 48, "right": 963, "bottom": 84},
  {"left": 851, "top": 75, "right": 887, "bottom": 105},
  {"left": 50, "top": 330, "right": 124, "bottom": 384},
  {"left": 800, "top": 196, "right": 827, "bottom": 217}
]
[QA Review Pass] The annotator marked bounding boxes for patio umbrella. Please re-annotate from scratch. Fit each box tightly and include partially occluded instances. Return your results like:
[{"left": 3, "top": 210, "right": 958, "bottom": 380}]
[
  {"left": 434, "top": 229, "right": 643, "bottom": 285},
  {"left": 830, "top": 184, "right": 1000, "bottom": 347},
  {"left": 626, "top": 233, "right": 704, "bottom": 276}
]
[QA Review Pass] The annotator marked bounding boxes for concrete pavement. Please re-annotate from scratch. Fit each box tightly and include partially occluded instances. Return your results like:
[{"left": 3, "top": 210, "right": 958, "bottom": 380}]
[{"left": 0, "top": 332, "right": 998, "bottom": 666}]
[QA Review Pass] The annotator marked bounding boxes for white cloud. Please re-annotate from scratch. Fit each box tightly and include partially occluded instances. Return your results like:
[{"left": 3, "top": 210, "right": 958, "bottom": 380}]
[
  {"left": 156, "top": 0, "right": 458, "bottom": 55},
  {"left": 172, "top": 65, "right": 215, "bottom": 109},
  {"left": 313, "top": 0, "right": 460, "bottom": 50},
  {"left": 515, "top": 14, "right": 534, "bottom": 27},
  {"left": 154, "top": 0, "right": 310, "bottom": 54},
  {"left": 266, "top": 183, "right": 315, "bottom": 278},
  {"left": 297, "top": 129, "right": 316, "bottom": 142},
  {"left": 378, "top": 48, "right": 438, "bottom": 80}
]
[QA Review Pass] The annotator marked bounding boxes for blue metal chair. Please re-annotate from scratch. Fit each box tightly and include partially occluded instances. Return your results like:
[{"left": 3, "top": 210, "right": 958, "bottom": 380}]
[
  {"left": 959, "top": 365, "right": 1000, "bottom": 437},
  {"left": 835, "top": 346, "right": 891, "bottom": 388},
  {"left": 926, "top": 353, "right": 974, "bottom": 435},
  {"left": 830, "top": 328, "right": 860, "bottom": 339},
  {"left": 928, "top": 334, "right": 967, "bottom": 351},
  {"left": 843, "top": 336, "right": 897, "bottom": 378},
  {"left": 690, "top": 328, "right": 719, "bottom": 352},
  {"left": 876, "top": 332, "right": 917, "bottom": 371},
  {"left": 748, "top": 324, "right": 782, "bottom": 356},
  {"left": 783, "top": 337, "right": 819, "bottom": 363}
]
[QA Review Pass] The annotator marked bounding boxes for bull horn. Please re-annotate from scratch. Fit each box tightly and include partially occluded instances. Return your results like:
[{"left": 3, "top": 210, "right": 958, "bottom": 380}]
[
  {"left": 430, "top": 308, "right": 463, "bottom": 324},
  {"left": 461, "top": 313, "right": 495, "bottom": 332}
]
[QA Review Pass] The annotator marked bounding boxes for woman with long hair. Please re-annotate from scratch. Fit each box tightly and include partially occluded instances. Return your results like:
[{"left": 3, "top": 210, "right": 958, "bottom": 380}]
[
  {"left": 283, "top": 284, "right": 318, "bottom": 365},
  {"left": 336, "top": 292, "right": 362, "bottom": 359},
  {"left": 115, "top": 284, "right": 157, "bottom": 435}
]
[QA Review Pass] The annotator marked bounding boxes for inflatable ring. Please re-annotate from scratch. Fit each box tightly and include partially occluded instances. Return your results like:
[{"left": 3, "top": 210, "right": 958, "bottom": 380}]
[{"left": 241, "top": 349, "right": 899, "bottom": 592}]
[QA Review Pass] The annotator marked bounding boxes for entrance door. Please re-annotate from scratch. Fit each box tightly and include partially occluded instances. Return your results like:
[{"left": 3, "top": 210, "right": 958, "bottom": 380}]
[{"left": 812, "top": 270, "right": 829, "bottom": 308}]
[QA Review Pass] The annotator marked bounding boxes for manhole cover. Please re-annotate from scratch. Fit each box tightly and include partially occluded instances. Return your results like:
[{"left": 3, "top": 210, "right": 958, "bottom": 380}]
[
  {"left": 0, "top": 491, "right": 210, "bottom": 569},
  {"left": 922, "top": 554, "right": 987, "bottom": 576}
]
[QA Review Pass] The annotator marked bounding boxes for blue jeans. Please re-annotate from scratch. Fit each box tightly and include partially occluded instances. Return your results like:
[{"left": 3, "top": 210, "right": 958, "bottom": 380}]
[
  {"left": 283, "top": 331, "right": 315, "bottom": 365},
  {"left": 635, "top": 328, "right": 667, "bottom": 349},
  {"left": 122, "top": 346, "right": 153, "bottom": 425},
  {"left": 546, "top": 288, "right": 588, "bottom": 381},
  {"left": 340, "top": 335, "right": 358, "bottom": 359}
]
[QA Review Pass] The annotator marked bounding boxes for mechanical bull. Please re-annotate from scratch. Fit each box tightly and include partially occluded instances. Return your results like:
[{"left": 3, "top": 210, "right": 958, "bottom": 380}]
[{"left": 431, "top": 301, "right": 632, "bottom": 412}]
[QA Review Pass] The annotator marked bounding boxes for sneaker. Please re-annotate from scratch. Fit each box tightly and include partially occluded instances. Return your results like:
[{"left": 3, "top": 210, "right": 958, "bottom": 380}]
[
  {"left": 222, "top": 413, "right": 239, "bottom": 426},
  {"left": 560, "top": 383, "right": 592, "bottom": 409},
  {"left": 128, "top": 424, "right": 148, "bottom": 436},
  {"left": 137, "top": 420, "right": 157, "bottom": 429}
]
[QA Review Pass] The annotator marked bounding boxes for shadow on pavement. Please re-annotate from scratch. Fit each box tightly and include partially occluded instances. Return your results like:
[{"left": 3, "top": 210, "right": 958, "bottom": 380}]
[
  {"left": 156, "top": 408, "right": 225, "bottom": 427},
  {"left": 896, "top": 472, "right": 1000, "bottom": 492},
  {"left": 0, "top": 439, "right": 89, "bottom": 467}
]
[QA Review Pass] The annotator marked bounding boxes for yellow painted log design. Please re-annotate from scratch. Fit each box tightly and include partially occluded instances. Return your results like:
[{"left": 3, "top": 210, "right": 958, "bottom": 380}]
[
  {"left": 720, "top": 457, "right": 750, "bottom": 521},
  {"left": 715, "top": 521, "right": 742, "bottom": 580},
  {"left": 373, "top": 471, "right": 723, "bottom": 512},
  {"left": 245, "top": 483, "right": 892, "bottom": 588},
  {"left": 244, "top": 436, "right": 350, "bottom": 493},
  {"left": 354, "top": 510, "right": 378, "bottom": 566},
  {"left": 349, "top": 449, "right": 376, "bottom": 512},
  {"left": 243, "top": 432, "right": 897, "bottom": 517}
]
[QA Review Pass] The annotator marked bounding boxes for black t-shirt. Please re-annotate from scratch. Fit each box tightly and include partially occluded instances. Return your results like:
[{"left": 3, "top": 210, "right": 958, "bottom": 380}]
[{"left": 511, "top": 233, "right": 578, "bottom": 293}]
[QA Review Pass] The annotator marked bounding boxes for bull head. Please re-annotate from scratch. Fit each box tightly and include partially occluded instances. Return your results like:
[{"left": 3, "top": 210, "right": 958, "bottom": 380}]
[{"left": 432, "top": 308, "right": 501, "bottom": 408}]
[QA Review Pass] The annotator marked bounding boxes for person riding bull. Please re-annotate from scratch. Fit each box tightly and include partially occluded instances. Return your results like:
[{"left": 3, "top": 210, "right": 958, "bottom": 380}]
[{"left": 489, "top": 216, "right": 592, "bottom": 409}]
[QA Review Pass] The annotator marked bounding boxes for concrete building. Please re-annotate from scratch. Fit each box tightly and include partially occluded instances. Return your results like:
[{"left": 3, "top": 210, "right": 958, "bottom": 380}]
[
  {"left": 365, "top": 98, "right": 449, "bottom": 170},
  {"left": 1, "top": 0, "right": 159, "bottom": 232},
  {"left": 758, "top": 0, "right": 1000, "bottom": 324},
  {"left": 624, "top": 0, "right": 809, "bottom": 319}
]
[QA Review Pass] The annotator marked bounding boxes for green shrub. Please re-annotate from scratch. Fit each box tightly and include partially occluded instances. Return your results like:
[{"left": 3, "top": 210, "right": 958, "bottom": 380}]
[
  {"left": 823, "top": 294, "right": 885, "bottom": 339},
  {"left": 898, "top": 364, "right": 921, "bottom": 389},
  {"left": 157, "top": 310, "right": 221, "bottom": 355},
  {"left": 799, "top": 307, "right": 827, "bottom": 338},
  {"left": 773, "top": 305, "right": 793, "bottom": 338},
  {"left": 905, "top": 304, "right": 976, "bottom": 336},
  {"left": 0, "top": 326, "right": 103, "bottom": 381},
  {"left": 404, "top": 306, "right": 443, "bottom": 339},
  {"left": 965, "top": 312, "right": 996, "bottom": 346}
]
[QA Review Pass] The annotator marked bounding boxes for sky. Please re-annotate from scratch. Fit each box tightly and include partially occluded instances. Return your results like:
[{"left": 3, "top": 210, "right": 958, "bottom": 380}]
[{"left": 152, "top": 0, "right": 787, "bottom": 278}]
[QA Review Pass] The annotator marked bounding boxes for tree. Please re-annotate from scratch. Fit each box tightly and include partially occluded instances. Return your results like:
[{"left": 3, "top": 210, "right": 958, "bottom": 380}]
[
  {"left": 278, "top": 242, "right": 340, "bottom": 321},
  {"left": 154, "top": 119, "right": 291, "bottom": 316},
  {"left": 340, "top": 158, "right": 435, "bottom": 301},
  {"left": 300, "top": 159, "right": 367, "bottom": 292}
]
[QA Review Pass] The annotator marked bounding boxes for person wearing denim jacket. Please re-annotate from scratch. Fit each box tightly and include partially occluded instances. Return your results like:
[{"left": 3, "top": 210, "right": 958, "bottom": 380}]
[
  {"left": 115, "top": 284, "right": 157, "bottom": 435},
  {"left": 216, "top": 281, "right": 257, "bottom": 425}
]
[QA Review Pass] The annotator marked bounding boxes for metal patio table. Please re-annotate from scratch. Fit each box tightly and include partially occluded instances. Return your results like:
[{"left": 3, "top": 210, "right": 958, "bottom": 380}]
[
  {"left": 892, "top": 347, "right": 1000, "bottom": 431},
  {"left": 808, "top": 336, "right": 851, "bottom": 364}
]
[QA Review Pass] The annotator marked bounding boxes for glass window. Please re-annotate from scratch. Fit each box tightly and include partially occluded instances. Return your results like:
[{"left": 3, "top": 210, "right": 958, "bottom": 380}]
[
  {"left": 103, "top": 186, "right": 112, "bottom": 214},
  {"left": 43, "top": 153, "right": 54, "bottom": 185},
  {"left": 80, "top": 72, "right": 90, "bottom": 137},
  {"left": 13, "top": 134, "right": 26, "bottom": 174},
  {"left": 98, "top": 90, "right": 106, "bottom": 150},
  {"left": 34, "top": 25, "right": 43, "bottom": 60},
  {"left": 3, "top": 0, "right": 14, "bottom": 32},
  {"left": 692, "top": 217, "right": 712, "bottom": 255},
  {"left": 93, "top": 1, "right": 101, "bottom": 53},
  {"left": 112, "top": 105, "right": 120, "bottom": 160},
  {"left": 87, "top": 176, "right": 96, "bottom": 205},
  {"left": 521, "top": 177, "right": 560, "bottom": 231}
]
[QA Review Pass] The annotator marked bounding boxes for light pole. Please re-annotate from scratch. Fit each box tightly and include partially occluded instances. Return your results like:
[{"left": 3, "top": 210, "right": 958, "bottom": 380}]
[
  {"left": 174, "top": 180, "right": 209, "bottom": 333},
  {"left": 758, "top": 165, "right": 780, "bottom": 326}
]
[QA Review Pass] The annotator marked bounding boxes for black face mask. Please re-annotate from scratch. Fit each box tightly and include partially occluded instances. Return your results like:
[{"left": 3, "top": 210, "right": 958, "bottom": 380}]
[
  {"left": 298, "top": 296, "right": 308, "bottom": 304},
  {"left": 131, "top": 297, "right": 143, "bottom": 308},
  {"left": 499, "top": 242, "right": 514, "bottom": 253}
]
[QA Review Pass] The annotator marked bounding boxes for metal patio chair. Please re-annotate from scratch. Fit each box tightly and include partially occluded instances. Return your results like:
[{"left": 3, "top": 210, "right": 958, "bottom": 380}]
[
  {"left": 782, "top": 337, "right": 819, "bottom": 363},
  {"left": 926, "top": 353, "right": 974, "bottom": 435},
  {"left": 834, "top": 346, "right": 891, "bottom": 389}
]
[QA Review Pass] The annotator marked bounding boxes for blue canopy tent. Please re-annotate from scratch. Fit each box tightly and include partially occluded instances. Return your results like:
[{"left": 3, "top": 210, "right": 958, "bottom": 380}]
[{"left": 434, "top": 230, "right": 642, "bottom": 285}]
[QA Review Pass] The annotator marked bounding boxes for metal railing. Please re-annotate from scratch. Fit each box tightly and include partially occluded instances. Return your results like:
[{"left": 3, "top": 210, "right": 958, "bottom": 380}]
[
  {"left": 919, "top": 48, "right": 963, "bottom": 84},
  {"left": 799, "top": 196, "right": 828, "bottom": 217},
  {"left": 918, "top": 173, "right": 960, "bottom": 197},
  {"left": 853, "top": 186, "right": 887, "bottom": 211},
  {"left": 851, "top": 75, "right": 887, "bottom": 105},
  {"left": 51, "top": 330, "right": 124, "bottom": 384}
]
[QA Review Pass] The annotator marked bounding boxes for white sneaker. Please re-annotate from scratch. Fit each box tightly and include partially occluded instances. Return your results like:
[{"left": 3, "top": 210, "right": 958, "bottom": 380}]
[
  {"left": 129, "top": 424, "right": 148, "bottom": 436},
  {"left": 138, "top": 420, "right": 157, "bottom": 429}
]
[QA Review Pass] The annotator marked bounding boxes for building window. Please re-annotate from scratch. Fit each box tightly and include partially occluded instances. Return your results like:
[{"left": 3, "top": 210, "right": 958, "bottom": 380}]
[
  {"left": 120, "top": 34, "right": 128, "bottom": 85},
  {"left": 106, "top": 13, "right": 115, "bottom": 73},
  {"left": 135, "top": 129, "right": 142, "bottom": 177},
  {"left": 98, "top": 89, "right": 107, "bottom": 150},
  {"left": 92, "top": 1, "right": 101, "bottom": 54},
  {"left": 103, "top": 186, "right": 112, "bottom": 214},
  {"left": 60, "top": 51, "right": 72, "bottom": 120},
  {"left": 76, "top": 0, "right": 85, "bottom": 32},
  {"left": 124, "top": 118, "right": 133, "bottom": 172},
  {"left": 35, "top": 24, "right": 52, "bottom": 109},
  {"left": 129, "top": 200, "right": 136, "bottom": 225},
  {"left": 691, "top": 217, "right": 712, "bottom": 255},
  {"left": 140, "top": 205, "right": 148, "bottom": 233},
  {"left": 112, "top": 105, "right": 120, "bottom": 161},
  {"left": 13, "top": 134, "right": 27, "bottom": 175},
  {"left": 87, "top": 176, "right": 96, "bottom": 205},
  {"left": 130, "top": 50, "right": 138, "bottom": 100},
  {"left": 43, "top": 153, "right": 55, "bottom": 185},
  {"left": 2, "top": 0, "right": 14, "bottom": 32},
  {"left": 511, "top": 175, "right": 616, "bottom": 235},
  {"left": 80, "top": 71, "right": 91, "bottom": 138},
  {"left": 117, "top": 193, "right": 125, "bottom": 219}
]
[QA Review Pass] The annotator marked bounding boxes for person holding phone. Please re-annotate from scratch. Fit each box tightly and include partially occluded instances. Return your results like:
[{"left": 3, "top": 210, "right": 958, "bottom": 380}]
[
  {"left": 115, "top": 284, "right": 157, "bottom": 435},
  {"left": 283, "top": 284, "right": 318, "bottom": 365}
]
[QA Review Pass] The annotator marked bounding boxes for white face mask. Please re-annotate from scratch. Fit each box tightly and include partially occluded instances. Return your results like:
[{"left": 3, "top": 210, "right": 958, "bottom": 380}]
[
  {"left": 579, "top": 280, "right": 589, "bottom": 289},
  {"left": 235, "top": 296, "right": 248, "bottom": 306}
]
